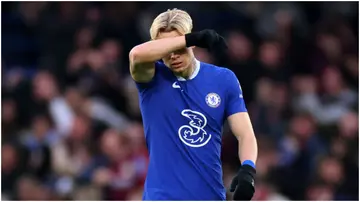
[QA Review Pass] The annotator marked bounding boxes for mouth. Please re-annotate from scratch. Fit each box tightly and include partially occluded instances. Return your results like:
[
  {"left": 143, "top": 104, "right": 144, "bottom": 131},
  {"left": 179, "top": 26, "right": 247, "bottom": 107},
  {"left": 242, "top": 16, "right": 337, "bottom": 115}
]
[{"left": 171, "top": 62, "right": 182, "bottom": 68}]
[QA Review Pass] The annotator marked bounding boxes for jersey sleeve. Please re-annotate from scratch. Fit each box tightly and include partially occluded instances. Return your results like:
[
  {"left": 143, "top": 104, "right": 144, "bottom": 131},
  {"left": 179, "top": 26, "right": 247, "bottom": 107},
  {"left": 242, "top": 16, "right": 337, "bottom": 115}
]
[
  {"left": 134, "top": 61, "right": 163, "bottom": 93},
  {"left": 225, "top": 70, "right": 247, "bottom": 117}
]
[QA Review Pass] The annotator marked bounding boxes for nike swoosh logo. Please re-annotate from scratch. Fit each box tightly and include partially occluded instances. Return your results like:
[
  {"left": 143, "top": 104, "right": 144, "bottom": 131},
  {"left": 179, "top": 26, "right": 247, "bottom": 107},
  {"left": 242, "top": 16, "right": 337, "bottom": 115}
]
[{"left": 172, "top": 82, "right": 180, "bottom": 89}]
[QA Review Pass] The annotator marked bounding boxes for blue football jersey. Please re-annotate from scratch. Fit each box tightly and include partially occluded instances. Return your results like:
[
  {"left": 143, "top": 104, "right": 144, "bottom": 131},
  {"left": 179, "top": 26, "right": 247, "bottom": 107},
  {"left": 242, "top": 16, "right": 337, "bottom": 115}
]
[{"left": 135, "top": 59, "right": 247, "bottom": 200}]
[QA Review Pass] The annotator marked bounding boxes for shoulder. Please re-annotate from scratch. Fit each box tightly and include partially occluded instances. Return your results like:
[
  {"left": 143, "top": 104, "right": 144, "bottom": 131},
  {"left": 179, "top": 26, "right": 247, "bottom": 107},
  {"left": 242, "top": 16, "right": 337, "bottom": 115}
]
[{"left": 200, "top": 62, "right": 237, "bottom": 82}]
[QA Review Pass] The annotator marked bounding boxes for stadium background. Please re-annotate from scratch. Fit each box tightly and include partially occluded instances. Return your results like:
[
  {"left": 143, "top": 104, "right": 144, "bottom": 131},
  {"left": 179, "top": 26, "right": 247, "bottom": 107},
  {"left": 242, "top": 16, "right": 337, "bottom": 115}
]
[{"left": 1, "top": 1, "right": 359, "bottom": 201}]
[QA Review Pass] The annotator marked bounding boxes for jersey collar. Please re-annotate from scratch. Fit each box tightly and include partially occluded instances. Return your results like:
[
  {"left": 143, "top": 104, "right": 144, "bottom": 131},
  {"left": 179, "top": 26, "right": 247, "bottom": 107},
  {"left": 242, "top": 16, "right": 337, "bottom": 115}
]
[{"left": 177, "top": 59, "right": 200, "bottom": 81}]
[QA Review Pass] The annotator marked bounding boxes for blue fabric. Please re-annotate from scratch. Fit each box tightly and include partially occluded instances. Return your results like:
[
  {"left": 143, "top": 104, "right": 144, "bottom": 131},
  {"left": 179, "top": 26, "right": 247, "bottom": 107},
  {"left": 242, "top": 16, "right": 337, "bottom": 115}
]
[{"left": 136, "top": 61, "right": 247, "bottom": 200}]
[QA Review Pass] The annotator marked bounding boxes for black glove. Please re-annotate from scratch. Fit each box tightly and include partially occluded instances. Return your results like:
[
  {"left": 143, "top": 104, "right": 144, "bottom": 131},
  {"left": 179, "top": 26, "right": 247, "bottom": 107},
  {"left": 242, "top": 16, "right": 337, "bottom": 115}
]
[
  {"left": 230, "top": 165, "right": 256, "bottom": 201},
  {"left": 185, "top": 29, "right": 228, "bottom": 51}
]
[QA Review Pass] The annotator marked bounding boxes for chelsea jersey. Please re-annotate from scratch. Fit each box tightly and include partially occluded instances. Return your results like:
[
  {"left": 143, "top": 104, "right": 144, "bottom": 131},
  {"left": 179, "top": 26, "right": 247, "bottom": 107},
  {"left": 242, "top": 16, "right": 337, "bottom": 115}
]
[{"left": 135, "top": 59, "right": 247, "bottom": 200}]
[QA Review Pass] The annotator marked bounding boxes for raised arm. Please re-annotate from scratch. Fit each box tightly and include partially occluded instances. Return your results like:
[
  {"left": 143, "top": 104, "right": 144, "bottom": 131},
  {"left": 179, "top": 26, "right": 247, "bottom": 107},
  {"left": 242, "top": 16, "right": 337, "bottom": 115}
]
[
  {"left": 129, "top": 36, "right": 186, "bottom": 83},
  {"left": 129, "top": 29, "right": 228, "bottom": 83}
]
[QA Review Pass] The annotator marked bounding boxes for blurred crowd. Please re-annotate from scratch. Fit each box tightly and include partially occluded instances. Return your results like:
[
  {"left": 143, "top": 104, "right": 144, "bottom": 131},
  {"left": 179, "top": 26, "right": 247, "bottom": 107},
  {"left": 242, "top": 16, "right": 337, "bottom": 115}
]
[{"left": 1, "top": 2, "right": 359, "bottom": 201}]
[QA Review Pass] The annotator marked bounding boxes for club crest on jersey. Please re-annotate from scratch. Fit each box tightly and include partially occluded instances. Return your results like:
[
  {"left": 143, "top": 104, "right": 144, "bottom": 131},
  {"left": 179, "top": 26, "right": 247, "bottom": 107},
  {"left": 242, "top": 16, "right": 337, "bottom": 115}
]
[
  {"left": 205, "top": 93, "right": 221, "bottom": 108},
  {"left": 178, "top": 109, "right": 212, "bottom": 148}
]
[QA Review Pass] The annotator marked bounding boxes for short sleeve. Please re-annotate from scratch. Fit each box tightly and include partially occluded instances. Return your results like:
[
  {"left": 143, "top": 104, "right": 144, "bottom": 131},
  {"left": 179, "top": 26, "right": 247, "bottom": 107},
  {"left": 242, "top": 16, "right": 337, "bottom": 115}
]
[{"left": 225, "top": 70, "right": 247, "bottom": 117}]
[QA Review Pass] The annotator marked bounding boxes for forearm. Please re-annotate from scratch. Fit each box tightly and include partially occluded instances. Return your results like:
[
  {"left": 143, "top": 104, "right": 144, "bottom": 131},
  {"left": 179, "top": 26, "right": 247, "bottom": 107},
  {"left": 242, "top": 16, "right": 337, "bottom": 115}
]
[
  {"left": 130, "top": 36, "right": 186, "bottom": 63},
  {"left": 231, "top": 133, "right": 257, "bottom": 201},
  {"left": 238, "top": 134, "right": 258, "bottom": 166}
]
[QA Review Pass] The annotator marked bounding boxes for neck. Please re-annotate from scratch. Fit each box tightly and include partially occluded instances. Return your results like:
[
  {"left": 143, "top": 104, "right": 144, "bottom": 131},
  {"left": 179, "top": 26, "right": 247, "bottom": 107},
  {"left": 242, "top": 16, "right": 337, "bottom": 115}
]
[{"left": 176, "top": 58, "right": 197, "bottom": 79}]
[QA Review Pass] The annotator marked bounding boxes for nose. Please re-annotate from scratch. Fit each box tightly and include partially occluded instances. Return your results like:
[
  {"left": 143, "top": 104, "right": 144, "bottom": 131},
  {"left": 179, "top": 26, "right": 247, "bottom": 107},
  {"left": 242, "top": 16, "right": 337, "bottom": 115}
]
[{"left": 170, "top": 52, "right": 177, "bottom": 60}]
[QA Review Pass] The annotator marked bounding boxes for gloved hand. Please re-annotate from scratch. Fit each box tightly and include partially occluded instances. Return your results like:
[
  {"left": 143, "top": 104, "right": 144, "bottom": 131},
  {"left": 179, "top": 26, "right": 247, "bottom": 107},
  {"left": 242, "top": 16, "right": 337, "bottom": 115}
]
[
  {"left": 230, "top": 164, "right": 256, "bottom": 201},
  {"left": 185, "top": 29, "right": 228, "bottom": 51}
]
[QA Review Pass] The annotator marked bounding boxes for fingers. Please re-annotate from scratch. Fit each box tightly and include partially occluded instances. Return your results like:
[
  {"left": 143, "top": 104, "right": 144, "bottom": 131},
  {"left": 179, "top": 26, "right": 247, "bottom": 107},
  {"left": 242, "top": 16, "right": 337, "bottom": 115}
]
[
  {"left": 211, "top": 34, "right": 227, "bottom": 51},
  {"left": 208, "top": 35, "right": 227, "bottom": 52},
  {"left": 233, "top": 183, "right": 255, "bottom": 201},
  {"left": 200, "top": 29, "right": 227, "bottom": 51},
  {"left": 229, "top": 177, "right": 238, "bottom": 192},
  {"left": 218, "top": 36, "right": 228, "bottom": 49}
]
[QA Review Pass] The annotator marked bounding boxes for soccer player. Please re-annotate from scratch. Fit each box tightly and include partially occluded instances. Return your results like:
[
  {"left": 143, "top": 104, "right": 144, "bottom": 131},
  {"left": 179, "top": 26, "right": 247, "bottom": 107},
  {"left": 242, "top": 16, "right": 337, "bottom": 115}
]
[{"left": 129, "top": 8, "right": 258, "bottom": 201}]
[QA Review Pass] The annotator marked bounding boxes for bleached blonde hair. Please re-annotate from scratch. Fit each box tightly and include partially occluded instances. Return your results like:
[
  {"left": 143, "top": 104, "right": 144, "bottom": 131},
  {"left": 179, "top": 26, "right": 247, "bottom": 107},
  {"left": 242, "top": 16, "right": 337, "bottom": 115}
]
[{"left": 150, "top": 8, "right": 193, "bottom": 40}]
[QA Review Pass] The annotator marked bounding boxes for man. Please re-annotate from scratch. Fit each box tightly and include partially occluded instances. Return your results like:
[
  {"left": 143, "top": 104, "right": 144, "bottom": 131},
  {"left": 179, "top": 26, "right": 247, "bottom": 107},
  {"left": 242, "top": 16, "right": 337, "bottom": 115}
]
[{"left": 129, "top": 8, "right": 258, "bottom": 201}]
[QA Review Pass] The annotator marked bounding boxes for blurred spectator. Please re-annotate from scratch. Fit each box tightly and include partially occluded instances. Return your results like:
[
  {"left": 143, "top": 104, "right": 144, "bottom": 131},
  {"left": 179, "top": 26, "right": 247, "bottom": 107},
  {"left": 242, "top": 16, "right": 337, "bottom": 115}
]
[
  {"left": 1, "top": 2, "right": 358, "bottom": 201},
  {"left": 20, "top": 114, "right": 56, "bottom": 181},
  {"left": 2, "top": 98, "right": 19, "bottom": 141},
  {"left": 306, "top": 183, "right": 334, "bottom": 200},
  {"left": 2, "top": 143, "right": 24, "bottom": 199},
  {"left": 251, "top": 79, "right": 291, "bottom": 141},
  {"left": 91, "top": 129, "right": 146, "bottom": 200},
  {"left": 64, "top": 87, "right": 130, "bottom": 131},
  {"left": 222, "top": 30, "right": 258, "bottom": 103},
  {"left": 294, "top": 68, "right": 357, "bottom": 125},
  {"left": 16, "top": 176, "right": 48, "bottom": 200}
]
